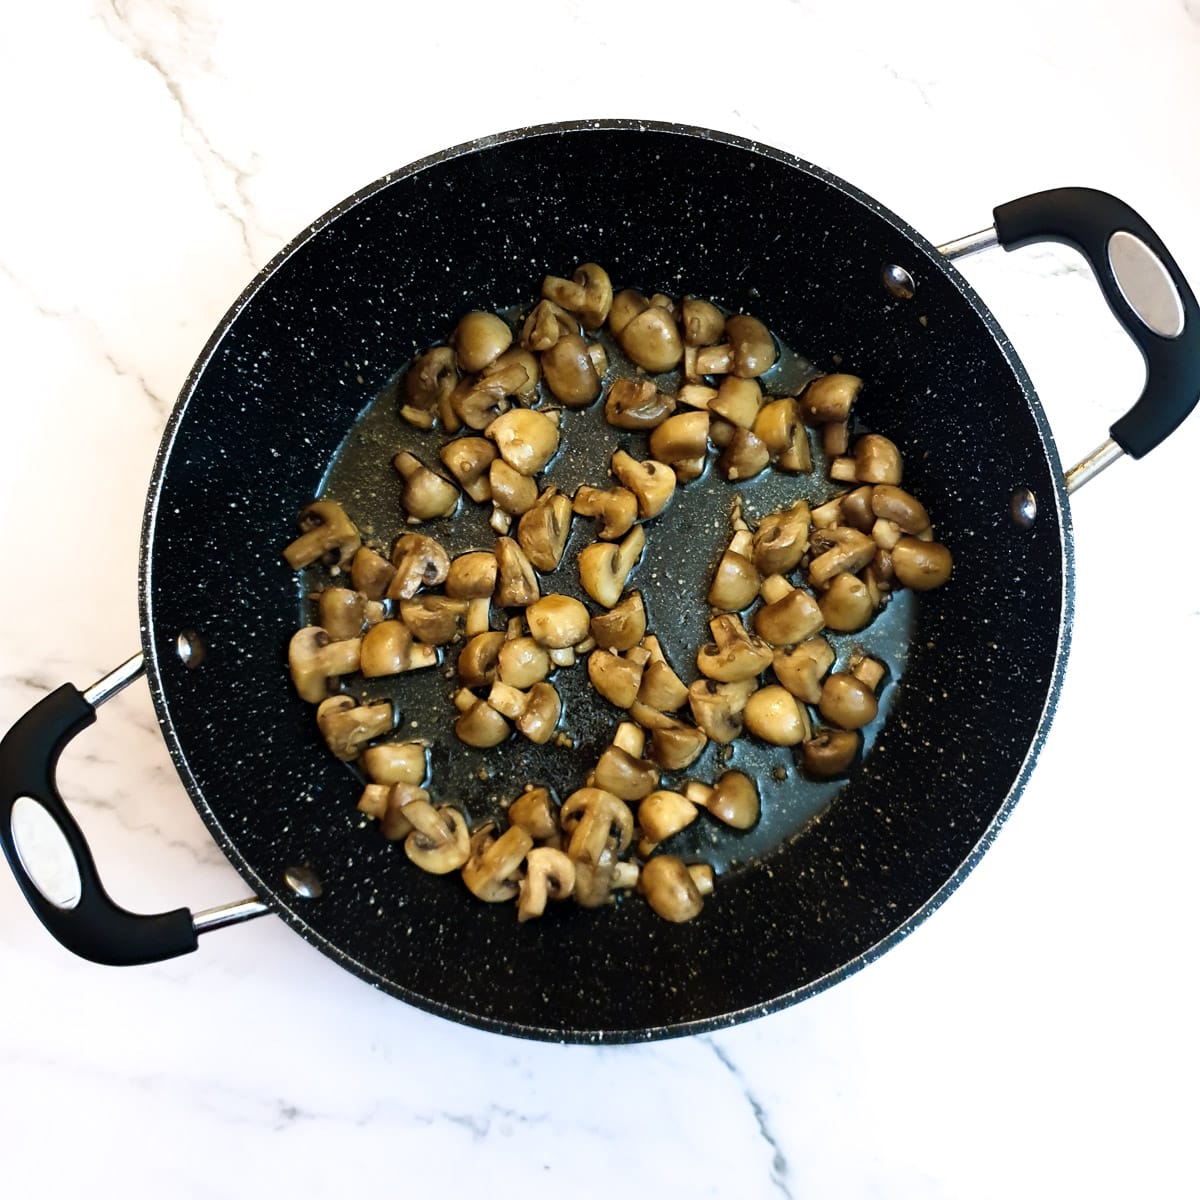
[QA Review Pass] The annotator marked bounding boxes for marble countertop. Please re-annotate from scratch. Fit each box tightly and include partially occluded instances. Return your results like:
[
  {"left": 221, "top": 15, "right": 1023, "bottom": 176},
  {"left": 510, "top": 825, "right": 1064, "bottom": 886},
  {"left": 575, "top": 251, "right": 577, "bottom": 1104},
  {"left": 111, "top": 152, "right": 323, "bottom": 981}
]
[{"left": 2, "top": 2, "right": 1198, "bottom": 1196}]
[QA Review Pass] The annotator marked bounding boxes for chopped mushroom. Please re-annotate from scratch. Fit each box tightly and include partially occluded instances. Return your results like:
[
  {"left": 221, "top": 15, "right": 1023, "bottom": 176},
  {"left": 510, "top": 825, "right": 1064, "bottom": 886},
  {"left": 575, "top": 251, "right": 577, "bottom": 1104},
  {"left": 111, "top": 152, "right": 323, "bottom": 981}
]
[
  {"left": 359, "top": 620, "right": 440, "bottom": 677},
  {"left": 439, "top": 437, "right": 497, "bottom": 503},
  {"left": 393, "top": 451, "right": 459, "bottom": 522},
  {"left": 360, "top": 741, "right": 428, "bottom": 785},
  {"left": 486, "top": 408, "right": 560, "bottom": 476},
  {"left": 708, "top": 528, "right": 761, "bottom": 612},
  {"left": 517, "top": 488, "right": 573, "bottom": 571},
  {"left": 818, "top": 672, "right": 879, "bottom": 730},
  {"left": 452, "top": 687, "right": 510, "bottom": 747},
  {"left": 288, "top": 626, "right": 361, "bottom": 703},
  {"left": 457, "top": 631, "right": 505, "bottom": 687},
  {"left": 572, "top": 485, "right": 639, "bottom": 540},
  {"left": 497, "top": 635, "right": 551, "bottom": 688},
  {"left": 640, "top": 855, "right": 704, "bottom": 922},
  {"left": 611, "top": 451, "right": 675, "bottom": 518},
  {"left": 560, "top": 787, "right": 634, "bottom": 865},
  {"left": 542, "top": 263, "right": 613, "bottom": 330},
  {"left": 578, "top": 524, "right": 645, "bottom": 608},
  {"left": 818, "top": 572, "right": 876, "bottom": 632},
  {"left": 401, "top": 346, "right": 459, "bottom": 428},
  {"left": 489, "top": 459, "right": 539, "bottom": 524},
  {"left": 891, "top": 537, "right": 953, "bottom": 590},
  {"left": 679, "top": 297, "right": 726, "bottom": 347},
  {"left": 517, "top": 847, "right": 576, "bottom": 921},
  {"left": 688, "top": 677, "right": 755, "bottom": 743},
  {"left": 753, "top": 579, "right": 825, "bottom": 646},
  {"left": 397, "top": 596, "right": 468, "bottom": 645},
  {"left": 402, "top": 800, "right": 471, "bottom": 874},
  {"left": 590, "top": 739, "right": 660, "bottom": 801},
  {"left": 710, "top": 377, "right": 762, "bottom": 428},
  {"left": 316, "top": 695, "right": 395, "bottom": 761},
  {"left": 742, "top": 685, "right": 811, "bottom": 746},
  {"left": 604, "top": 378, "right": 675, "bottom": 430},
  {"left": 587, "top": 647, "right": 649, "bottom": 709},
  {"left": 617, "top": 305, "right": 683, "bottom": 372},
  {"left": 752, "top": 501, "right": 811, "bottom": 574},
  {"left": 487, "top": 680, "right": 562, "bottom": 743},
  {"left": 526, "top": 594, "right": 591, "bottom": 649},
  {"left": 590, "top": 590, "right": 647, "bottom": 650},
  {"left": 494, "top": 537, "right": 540, "bottom": 607},
  {"left": 801, "top": 728, "right": 861, "bottom": 778},
  {"left": 462, "top": 824, "right": 534, "bottom": 902},
  {"left": 637, "top": 790, "right": 698, "bottom": 855},
  {"left": 445, "top": 550, "right": 499, "bottom": 599},
  {"left": 520, "top": 298, "right": 578, "bottom": 352},
  {"left": 636, "top": 637, "right": 688, "bottom": 711},
  {"left": 649, "top": 411, "right": 710, "bottom": 481},
  {"left": 799, "top": 373, "right": 862, "bottom": 424},
  {"left": 507, "top": 786, "right": 559, "bottom": 841},
  {"left": 696, "top": 614, "right": 774, "bottom": 682},
  {"left": 753, "top": 397, "right": 812, "bottom": 472},
  {"left": 807, "top": 527, "right": 877, "bottom": 588},
  {"left": 716, "top": 427, "right": 770, "bottom": 481},
  {"left": 772, "top": 636, "right": 835, "bottom": 704},
  {"left": 853, "top": 433, "right": 903, "bottom": 484},
  {"left": 316, "top": 587, "right": 368, "bottom": 640},
  {"left": 628, "top": 701, "right": 708, "bottom": 770},
  {"left": 685, "top": 771, "right": 760, "bottom": 830},
  {"left": 283, "top": 500, "right": 361, "bottom": 570},
  {"left": 541, "top": 333, "right": 602, "bottom": 406},
  {"left": 451, "top": 311, "right": 513, "bottom": 373},
  {"left": 349, "top": 547, "right": 396, "bottom": 600},
  {"left": 387, "top": 534, "right": 450, "bottom": 600}
]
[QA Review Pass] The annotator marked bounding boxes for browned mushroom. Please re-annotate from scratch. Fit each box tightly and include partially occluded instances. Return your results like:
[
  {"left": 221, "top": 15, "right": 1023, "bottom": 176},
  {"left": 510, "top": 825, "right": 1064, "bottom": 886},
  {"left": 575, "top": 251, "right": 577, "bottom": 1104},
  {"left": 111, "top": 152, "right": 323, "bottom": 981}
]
[
  {"left": 753, "top": 577, "right": 825, "bottom": 646},
  {"left": 494, "top": 537, "right": 540, "bottom": 607},
  {"left": 891, "top": 537, "right": 953, "bottom": 589},
  {"left": 488, "top": 460, "right": 539, "bottom": 528},
  {"left": 578, "top": 525, "right": 645, "bottom": 607},
  {"left": 517, "top": 488, "right": 573, "bottom": 571},
  {"left": 288, "top": 626, "right": 361, "bottom": 703},
  {"left": 438, "top": 437, "right": 496, "bottom": 504},
  {"left": 444, "top": 551, "right": 498, "bottom": 600},
  {"left": 696, "top": 614, "right": 774, "bottom": 682},
  {"left": 560, "top": 787, "right": 634, "bottom": 865},
  {"left": 752, "top": 396, "right": 812, "bottom": 472},
  {"left": 679, "top": 297, "right": 726, "bottom": 346},
  {"left": 590, "top": 738, "right": 660, "bottom": 801},
  {"left": 637, "top": 636, "right": 689, "bottom": 711},
  {"left": 618, "top": 306, "right": 683, "bottom": 372},
  {"left": 397, "top": 596, "right": 468, "bottom": 645},
  {"left": 462, "top": 824, "right": 533, "bottom": 902},
  {"left": 853, "top": 433, "right": 903, "bottom": 484},
  {"left": 743, "top": 685, "right": 810, "bottom": 745},
  {"left": 316, "top": 587, "right": 368, "bottom": 641},
  {"left": 393, "top": 451, "right": 459, "bottom": 522},
  {"left": 349, "top": 547, "right": 396, "bottom": 600},
  {"left": 486, "top": 408, "right": 561, "bottom": 476},
  {"left": 451, "top": 311, "right": 512, "bottom": 373},
  {"left": 517, "top": 847, "right": 576, "bottom": 921},
  {"left": 649, "top": 411, "right": 710, "bottom": 481},
  {"left": 751, "top": 501, "right": 811, "bottom": 575},
  {"left": 687, "top": 677, "right": 756, "bottom": 743},
  {"left": 452, "top": 687, "right": 510, "bottom": 747},
  {"left": 359, "top": 619, "right": 440, "bottom": 677},
  {"left": 716, "top": 427, "right": 770, "bottom": 481},
  {"left": 572, "top": 485, "right": 639, "bottom": 540},
  {"left": 283, "top": 500, "right": 361, "bottom": 570},
  {"left": 496, "top": 635, "right": 551, "bottom": 688},
  {"left": 387, "top": 534, "right": 450, "bottom": 600},
  {"left": 818, "top": 672, "right": 879, "bottom": 730},
  {"left": 587, "top": 647, "right": 649, "bottom": 709},
  {"left": 608, "top": 288, "right": 648, "bottom": 336},
  {"left": 640, "top": 854, "right": 704, "bottom": 922},
  {"left": 604, "top": 377, "right": 676, "bottom": 430},
  {"left": 818, "top": 572, "right": 876, "bottom": 631},
  {"left": 526, "top": 594, "right": 591, "bottom": 649},
  {"left": 686, "top": 771, "right": 760, "bottom": 830},
  {"left": 709, "top": 377, "right": 762, "bottom": 428},
  {"left": 637, "top": 790, "right": 698, "bottom": 854},
  {"left": 772, "top": 636, "right": 835, "bottom": 704},
  {"left": 627, "top": 701, "right": 708, "bottom": 771},
  {"left": 542, "top": 333, "right": 603, "bottom": 406},
  {"left": 401, "top": 346, "right": 459, "bottom": 428},
  {"left": 360, "top": 741, "right": 428, "bottom": 786},
  {"left": 457, "top": 631, "right": 505, "bottom": 688},
  {"left": 542, "top": 263, "right": 613, "bottom": 331},
  {"left": 590, "top": 590, "right": 647, "bottom": 650},
  {"left": 316, "top": 694, "right": 395, "bottom": 761},
  {"left": 799, "top": 373, "right": 862, "bottom": 424},
  {"left": 801, "top": 728, "right": 861, "bottom": 778},
  {"left": 520, "top": 299, "right": 579, "bottom": 352},
  {"left": 611, "top": 451, "right": 676, "bottom": 518},
  {"left": 507, "top": 786, "right": 559, "bottom": 841},
  {"left": 487, "top": 680, "right": 562, "bottom": 743},
  {"left": 402, "top": 800, "right": 471, "bottom": 874}
]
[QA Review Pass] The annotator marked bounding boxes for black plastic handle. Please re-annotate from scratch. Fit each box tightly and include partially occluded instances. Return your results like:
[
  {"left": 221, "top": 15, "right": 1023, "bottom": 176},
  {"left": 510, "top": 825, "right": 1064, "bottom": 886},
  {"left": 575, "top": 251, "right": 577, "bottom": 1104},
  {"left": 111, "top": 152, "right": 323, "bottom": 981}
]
[
  {"left": 0, "top": 684, "right": 197, "bottom": 965},
  {"left": 993, "top": 188, "right": 1200, "bottom": 459}
]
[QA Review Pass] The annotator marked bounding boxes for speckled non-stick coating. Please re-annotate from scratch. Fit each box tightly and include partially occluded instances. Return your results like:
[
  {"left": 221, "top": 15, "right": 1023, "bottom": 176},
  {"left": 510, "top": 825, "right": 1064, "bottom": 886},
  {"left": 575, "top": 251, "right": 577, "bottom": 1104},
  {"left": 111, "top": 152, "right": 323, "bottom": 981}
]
[{"left": 139, "top": 121, "right": 1071, "bottom": 1042}]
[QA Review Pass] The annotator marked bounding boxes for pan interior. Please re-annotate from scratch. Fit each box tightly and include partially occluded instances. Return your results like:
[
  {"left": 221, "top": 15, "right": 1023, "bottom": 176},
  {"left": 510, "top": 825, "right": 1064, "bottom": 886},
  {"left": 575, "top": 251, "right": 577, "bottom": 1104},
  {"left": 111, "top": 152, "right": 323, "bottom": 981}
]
[{"left": 141, "top": 123, "right": 1068, "bottom": 1041}]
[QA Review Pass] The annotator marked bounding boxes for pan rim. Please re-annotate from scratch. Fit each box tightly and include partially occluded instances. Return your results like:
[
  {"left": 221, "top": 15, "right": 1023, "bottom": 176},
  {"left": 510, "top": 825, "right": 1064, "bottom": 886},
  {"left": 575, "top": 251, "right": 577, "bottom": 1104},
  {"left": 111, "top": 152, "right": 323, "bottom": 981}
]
[{"left": 138, "top": 118, "right": 1075, "bottom": 1043}]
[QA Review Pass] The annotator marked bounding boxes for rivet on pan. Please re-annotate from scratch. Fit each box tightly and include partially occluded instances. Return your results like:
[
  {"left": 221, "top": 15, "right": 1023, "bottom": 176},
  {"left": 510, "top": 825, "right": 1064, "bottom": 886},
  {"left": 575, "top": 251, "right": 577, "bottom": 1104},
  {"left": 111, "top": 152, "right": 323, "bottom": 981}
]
[
  {"left": 176, "top": 629, "right": 207, "bottom": 668},
  {"left": 881, "top": 263, "right": 916, "bottom": 300},
  {"left": 284, "top": 865, "right": 323, "bottom": 899},
  {"left": 1010, "top": 487, "right": 1038, "bottom": 528}
]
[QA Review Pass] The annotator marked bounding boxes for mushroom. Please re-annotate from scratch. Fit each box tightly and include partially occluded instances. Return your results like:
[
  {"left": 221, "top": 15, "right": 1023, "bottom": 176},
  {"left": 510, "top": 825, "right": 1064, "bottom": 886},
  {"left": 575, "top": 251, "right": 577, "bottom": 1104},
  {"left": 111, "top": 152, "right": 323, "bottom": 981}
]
[
  {"left": 725, "top": 314, "right": 777, "bottom": 377},
  {"left": 891, "top": 537, "right": 953, "bottom": 590},
  {"left": 356, "top": 780, "right": 404, "bottom": 822},
  {"left": 637, "top": 637, "right": 689, "bottom": 711},
  {"left": 742, "top": 685, "right": 811, "bottom": 746},
  {"left": 359, "top": 619, "right": 440, "bottom": 677},
  {"left": 445, "top": 550, "right": 499, "bottom": 599},
  {"left": 457, "top": 631, "right": 505, "bottom": 687},
  {"left": 708, "top": 528, "right": 761, "bottom": 611},
  {"left": 872, "top": 517, "right": 904, "bottom": 551},
  {"left": 494, "top": 536, "right": 540, "bottom": 607},
  {"left": 818, "top": 672, "right": 879, "bottom": 730},
  {"left": 687, "top": 677, "right": 756, "bottom": 743},
  {"left": 517, "top": 488, "right": 573, "bottom": 571},
  {"left": 439, "top": 437, "right": 497, "bottom": 504},
  {"left": 449, "top": 372, "right": 513, "bottom": 431},
  {"left": 393, "top": 451, "right": 459, "bottom": 522},
  {"left": 649, "top": 411, "right": 710, "bottom": 482},
  {"left": 560, "top": 787, "right": 634, "bottom": 865},
  {"left": 823, "top": 421, "right": 850, "bottom": 456},
  {"left": 716, "top": 427, "right": 770, "bottom": 481},
  {"left": 452, "top": 687, "right": 511, "bottom": 747},
  {"left": 637, "top": 790, "right": 698, "bottom": 854},
  {"left": 489, "top": 459, "right": 539, "bottom": 523},
  {"left": 462, "top": 824, "right": 533, "bottom": 902},
  {"left": 387, "top": 534, "right": 450, "bottom": 600},
  {"left": 810, "top": 495, "right": 845, "bottom": 530},
  {"left": 677, "top": 383, "right": 719, "bottom": 409},
  {"left": 486, "top": 408, "right": 560, "bottom": 476},
  {"left": 572, "top": 485, "right": 639, "bottom": 540},
  {"left": 315, "top": 695, "right": 395, "bottom": 761},
  {"left": 753, "top": 577, "right": 825, "bottom": 646},
  {"left": 685, "top": 771, "right": 759, "bottom": 830},
  {"left": 507, "top": 786, "right": 559, "bottom": 841},
  {"left": 282, "top": 500, "right": 361, "bottom": 570},
  {"left": 710, "top": 377, "right": 762, "bottom": 428},
  {"left": 628, "top": 701, "right": 708, "bottom": 771},
  {"left": 799, "top": 373, "right": 862, "bottom": 424},
  {"left": 753, "top": 396, "right": 812, "bottom": 472},
  {"left": 640, "top": 855, "right": 704, "bottom": 922},
  {"left": 608, "top": 288, "right": 648, "bottom": 336},
  {"left": 485, "top": 347, "right": 540, "bottom": 400},
  {"left": 591, "top": 740, "right": 660, "bottom": 801},
  {"left": 526, "top": 594, "right": 591, "bottom": 649},
  {"left": 752, "top": 501, "right": 811, "bottom": 575},
  {"left": 288, "top": 626, "right": 362, "bottom": 703},
  {"left": 316, "top": 587, "right": 368, "bottom": 640},
  {"left": 398, "top": 596, "right": 468, "bottom": 645},
  {"left": 801, "top": 728, "right": 861, "bottom": 778},
  {"left": 349, "top": 547, "right": 396, "bottom": 600},
  {"left": 850, "top": 652, "right": 887, "bottom": 692},
  {"left": 618, "top": 306, "right": 683, "bottom": 372},
  {"left": 541, "top": 333, "right": 602, "bottom": 406},
  {"left": 377, "top": 781, "right": 429, "bottom": 841},
  {"left": 853, "top": 433, "right": 903, "bottom": 484},
  {"left": 611, "top": 450, "right": 676, "bottom": 519},
  {"left": 520, "top": 298, "right": 579, "bottom": 351},
  {"left": 360, "top": 741, "right": 428, "bottom": 785},
  {"left": 818, "top": 572, "right": 875, "bottom": 631},
  {"left": 517, "top": 847, "right": 576, "bottom": 921},
  {"left": 451, "top": 311, "right": 512, "bottom": 373},
  {"left": 772, "top": 636, "right": 835, "bottom": 704},
  {"left": 836, "top": 485, "right": 875, "bottom": 532},
  {"left": 487, "top": 680, "right": 562, "bottom": 743},
  {"left": 587, "top": 647, "right": 649, "bottom": 709},
  {"left": 401, "top": 346, "right": 459, "bottom": 428},
  {"left": 696, "top": 614, "right": 774, "bottom": 682},
  {"left": 572, "top": 848, "right": 638, "bottom": 909},
  {"left": 680, "top": 297, "right": 726, "bottom": 346},
  {"left": 402, "top": 800, "right": 471, "bottom": 874},
  {"left": 542, "top": 262, "right": 613, "bottom": 330},
  {"left": 589, "top": 590, "right": 647, "bottom": 651},
  {"left": 604, "top": 377, "right": 676, "bottom": 430},
  {"left": 578, "top": 524, "right": 646, "bottom": 608},
  {"left": 497, "top": 635, "right": 551, "bottom": 687}
]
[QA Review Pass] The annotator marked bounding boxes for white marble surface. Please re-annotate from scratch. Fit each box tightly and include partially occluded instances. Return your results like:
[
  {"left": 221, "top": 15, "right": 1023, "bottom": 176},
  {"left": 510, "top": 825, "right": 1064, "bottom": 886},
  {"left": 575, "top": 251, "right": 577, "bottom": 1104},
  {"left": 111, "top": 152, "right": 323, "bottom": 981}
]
[{"left": 2, "top": 2, "right": 1198, "bottom": 1196}]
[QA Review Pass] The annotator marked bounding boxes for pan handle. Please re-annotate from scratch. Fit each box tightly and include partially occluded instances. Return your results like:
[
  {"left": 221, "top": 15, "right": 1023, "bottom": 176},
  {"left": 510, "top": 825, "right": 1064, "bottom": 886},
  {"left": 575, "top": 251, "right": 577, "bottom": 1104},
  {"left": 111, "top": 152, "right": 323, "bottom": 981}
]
[
  {"left": 0, "top": 654, "right": 200, "bottom": 965},
  {"left": 941, "top": 188, "right": 1200, "bottom": 486}
]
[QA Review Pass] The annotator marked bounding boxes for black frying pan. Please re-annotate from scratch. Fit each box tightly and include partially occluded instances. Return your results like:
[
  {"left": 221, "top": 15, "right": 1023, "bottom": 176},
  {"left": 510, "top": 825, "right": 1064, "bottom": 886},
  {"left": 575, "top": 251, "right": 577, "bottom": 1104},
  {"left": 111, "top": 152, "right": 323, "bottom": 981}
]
[{"left": 3, "top": 121, "right": 1197, "bottom": 1042}]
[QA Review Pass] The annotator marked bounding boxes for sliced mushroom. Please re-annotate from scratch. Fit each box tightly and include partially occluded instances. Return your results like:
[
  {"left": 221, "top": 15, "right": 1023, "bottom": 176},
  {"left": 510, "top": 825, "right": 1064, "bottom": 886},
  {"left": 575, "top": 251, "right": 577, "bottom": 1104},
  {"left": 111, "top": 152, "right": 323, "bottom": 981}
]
[
  {"left": 696, "top": 614, "right": 774, "bottom": 682},
  {"left": 288, "top": 626, "right": 361, "bottom": 703},
  {"left": 753, "top": 396, "right": 812, "bottom": 472},
  {"left": 451, "top": 311, "right": 512, "bottom": 373},
  {"left": 640, "top": 854, "right": 704, "bottom": 922},
  {"left": 752, "top": 501, "right": 811, "bottom": 575},
  {"left": 517, "top": 847, "right": 576, "bottom": 921},
  {"left": 517, "top": 488, "right": 573, "bottom": 571},
  {"left": 316, "top": 694, "right": 395, "bottom": 761},
  {"left": 349, "top": 547, "right": 396, "bottom": 600},
  {"left": 487, "top": 680, "right": 562, "bottom": 743},
  {"left": 801, "top": 727, "right": 861, "bottom": 778},
  {"left": 742, "top": 685, "right": 810, "bottom": 745},
  {"left": 398, "top": 596, "right": 468, "bottom": 645},
  {"left": 753, "top": 581, "right": 825, "bottom": 646},
  {"left": 627, "top": 701, "right": 708, "bottom": 771},
  {"left": 618, "top": 305, "right": 683, "bottom": 372},
  {"left": 542, "top": 263, "right": 613, "bottom": 331},
  {"left": 578, "top": 524, "right": 646, "bottom": 608},
  {"left": 590, "top": 590, "right": 647, "bottom": 650},
  {"left": 438, "top": 437, "right": 496, "bottom": 504},
  {"left": 520, "top": 299, "right": 579, "bottom": 352},
  {"left": 360, "top": 741, "right": 428, "bottom": 786},
  {"left": 387, "top": 534, "right": 450, "bottom": 600},
  {"left": 283, "top": 500, "right": 361, "bottom": 570},
  {"left": 379, "top": 781, "right": 427, "bottom": 841},
  {"left": 402, "top": 800, "right": 471, "bottom": 874},
  {"left": 572, "top": 485, "right": 639, "bottom": 540},
  {"left": 637, "top": 790, "right": 698, "bottom": 854},
  {"left": 687, "top": 677, "right": 756, "bottom": 743},
  {"left": 818, "top": 672, "right": 879, "bottom": 730},
  {"left": 891, "top": 537, "right": 953, "bottom": 590},
  {"left": 587, "top": 648, "right": 648, "bottom": 709},
  {"left": 716, "top": 427, "right": 770, "bottom": 481},
  {"left": 541, "top": 333, "right": 602, "bottom": 406},
  {"left": 393, "top": 451, "right": 459, "bottom": 522},
  {"left": 507, "top": 786, "right": 559, "bottom": 841},
  {"left": 611, "top": 451, "right": 675, "bottom": 519},
  {"left": 494, "top": 536, "right": 540, "bottom": 607},
  {"left": 799, "top": 373, "right": 862, "bottom": 424},
  {"left": 526, "top": 594, "right": 591, "bottom": 649},
  {"left": 604, "top": 377, "right": 676, "bottom": 430},
  {"left": 560, "top": 787, "right": 635, "bottom": 865},
  {"left": 772, "top": 636, "right": 835, "bottom": 704},
  {"left": 853, "top": 433, "right": 903, "bottom": 484},
  {"left": 452, "top": 687, "right": 510, "bottom": 747},
  {"left": 497, "top": 635, "right": 551, "bottom": 688},
  {"left": 359, "top": 619, "right": 440, "bottom": 677},
  {"left": 708, "top": 529, "right": 761, "bottom": 611},
  {"left": 679, "top": 297, "right": 726, "bottom": 346},
  {"left": 316, "top": 587, "right": 368, "bottom": 641},
  {"left": 677, "top": 383, "right": 719, "bottom": 410},
  {"left": 462, "top": 824, "right": 533, "bottom": 902},
  {"left": 486, "top": 408, "right": 560, "bottom": 476},
  {"left": 685, "top": 771, "right": 760, "bottom": 830},
  {"left": 810, "top": 495, "right": 845, "bottom": 530},
  {"left": 637, "top": 641, "right": 689, "bottom": 711},
  {"left": 401, "top": 346, "right": 459, "bottom": 427}
]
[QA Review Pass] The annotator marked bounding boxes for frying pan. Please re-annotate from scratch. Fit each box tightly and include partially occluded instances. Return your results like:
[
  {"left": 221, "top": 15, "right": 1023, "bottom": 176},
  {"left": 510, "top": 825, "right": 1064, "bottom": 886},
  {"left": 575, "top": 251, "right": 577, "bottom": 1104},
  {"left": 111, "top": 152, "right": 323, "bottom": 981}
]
[{"left": 2, "top": 121, "right": 1197, "bottom": 1042}]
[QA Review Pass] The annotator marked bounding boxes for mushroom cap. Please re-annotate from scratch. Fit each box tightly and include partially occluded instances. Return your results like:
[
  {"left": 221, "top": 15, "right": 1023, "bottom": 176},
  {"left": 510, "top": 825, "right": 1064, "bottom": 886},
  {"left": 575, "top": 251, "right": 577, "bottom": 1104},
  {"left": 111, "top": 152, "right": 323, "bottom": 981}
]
[
  {"left": 526, "top": 594, "right": 591, "bottom": 649},
  {"left": 288, "top": 625, "right": 361, "bottom": 703},
  {"left": 452, "top": 311, "right": 513, "bottom": 373},
  {"left": 517, "top": 489, "right": 573, "bottom": 572},
  {"left": 572, "top": 485, "right": 639, "bottom": 540},
  {"left": 486, "top": 408, "right": 561, "bottom": 476},
  {"left": 640, "top": 855, "right": 704, "bottom": 922},
  {"left": 591, "top": 743, "right": 660, "bottom": 801},
  {"left": 742, "top": 685, "right": 811, "bottom": 746}
]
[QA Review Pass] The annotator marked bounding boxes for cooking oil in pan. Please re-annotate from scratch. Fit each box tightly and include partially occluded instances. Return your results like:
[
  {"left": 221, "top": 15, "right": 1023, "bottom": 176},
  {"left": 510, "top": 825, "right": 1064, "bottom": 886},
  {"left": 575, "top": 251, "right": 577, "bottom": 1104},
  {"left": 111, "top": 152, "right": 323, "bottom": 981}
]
[{"left": 306, "top": 323, "right": 916, "bottom": 879}]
